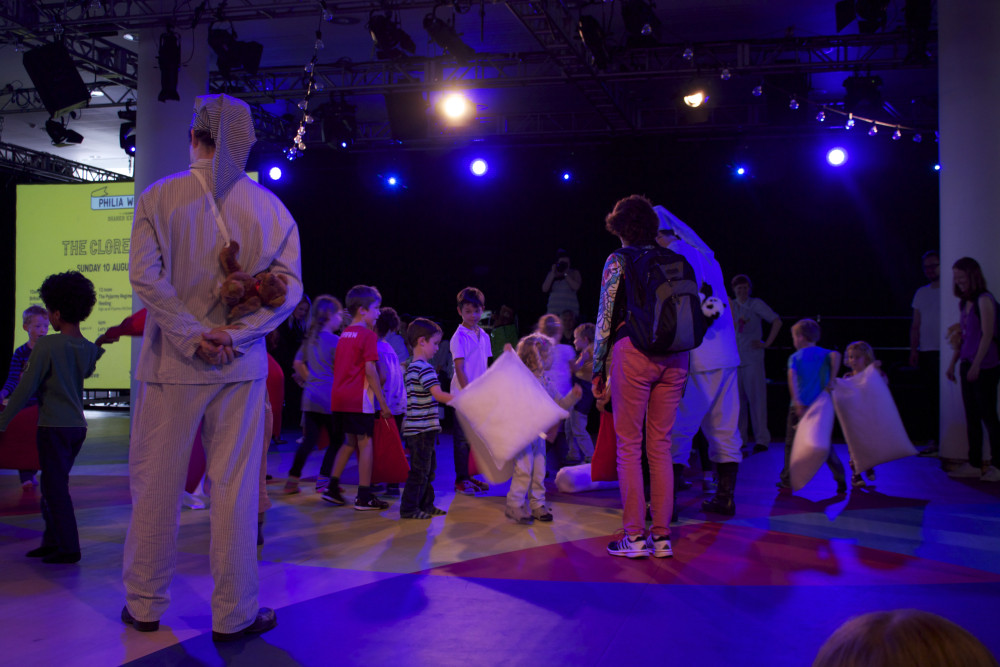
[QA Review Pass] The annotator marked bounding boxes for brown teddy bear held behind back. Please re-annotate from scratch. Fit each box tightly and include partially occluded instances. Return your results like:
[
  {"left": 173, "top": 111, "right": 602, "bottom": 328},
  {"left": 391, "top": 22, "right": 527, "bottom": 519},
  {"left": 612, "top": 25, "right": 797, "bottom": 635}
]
[{"left": 219, "top": 241, "right": 288, "bottom": 321}]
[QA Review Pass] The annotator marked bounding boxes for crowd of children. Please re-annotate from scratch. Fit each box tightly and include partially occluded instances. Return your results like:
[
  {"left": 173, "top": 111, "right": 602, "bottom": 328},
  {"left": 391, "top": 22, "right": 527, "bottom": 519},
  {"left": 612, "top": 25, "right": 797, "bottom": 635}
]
[{"left": 6, "top": 256, "right": 997, "bottom": 566}]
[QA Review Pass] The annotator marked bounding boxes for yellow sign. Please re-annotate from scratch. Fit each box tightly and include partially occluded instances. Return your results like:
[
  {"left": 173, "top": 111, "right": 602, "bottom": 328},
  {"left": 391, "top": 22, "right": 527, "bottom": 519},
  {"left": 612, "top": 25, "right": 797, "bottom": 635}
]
[{"left": 15, "top": 181, "right": 136, "bottom": 389}]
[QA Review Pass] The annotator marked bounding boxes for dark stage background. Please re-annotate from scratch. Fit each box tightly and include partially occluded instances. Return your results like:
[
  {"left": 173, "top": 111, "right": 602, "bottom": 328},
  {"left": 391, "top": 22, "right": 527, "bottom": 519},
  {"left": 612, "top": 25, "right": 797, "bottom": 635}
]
[
  {"left": 258, "top": 133, "right": 940, "bottom": 331},
  {"left": 1, "top": 132, "right": 941, "bottom": 362}
]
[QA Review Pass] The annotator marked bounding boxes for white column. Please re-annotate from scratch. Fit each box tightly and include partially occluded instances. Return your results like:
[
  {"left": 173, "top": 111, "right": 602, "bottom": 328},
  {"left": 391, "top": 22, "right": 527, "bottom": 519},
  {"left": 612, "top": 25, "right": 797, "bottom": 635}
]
[
  {"left": 131, "top": 19, "right": 211, "bottom": 409},
  {"left": 938, "top": 1, "right": 1000, "bottom": 460}
]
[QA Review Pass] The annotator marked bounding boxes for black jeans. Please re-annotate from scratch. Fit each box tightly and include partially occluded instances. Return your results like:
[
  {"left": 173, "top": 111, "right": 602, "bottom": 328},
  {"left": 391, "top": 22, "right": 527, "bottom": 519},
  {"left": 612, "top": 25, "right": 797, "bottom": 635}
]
[
  {"left": 452, "top": 418, "right": 471, "bottom": 482},
  {"left": 37, "top": 426, "right": 87, "bottom": 554},
  {"left": 401, "top": 430, "right": 438, "bottom": 514},
  {"left": 959, "top": 362, "right": 1000, "bottom": 468},
  {"left": 288, "top": 411, "right": 343, "bottom": 478}
]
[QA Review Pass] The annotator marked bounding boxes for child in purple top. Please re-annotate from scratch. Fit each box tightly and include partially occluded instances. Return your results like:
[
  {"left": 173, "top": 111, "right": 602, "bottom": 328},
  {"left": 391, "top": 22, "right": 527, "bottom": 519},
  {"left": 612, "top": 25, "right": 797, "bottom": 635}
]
[{"left": 946, "top": 257, "right": 1000, "bottom": 482}]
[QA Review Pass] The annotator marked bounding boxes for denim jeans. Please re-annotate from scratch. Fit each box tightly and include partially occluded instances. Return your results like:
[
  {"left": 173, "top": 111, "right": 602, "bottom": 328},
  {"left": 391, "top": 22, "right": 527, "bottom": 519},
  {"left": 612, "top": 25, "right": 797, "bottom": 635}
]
[
  {"left": 452, "top": 418, "right": 471, "bottom": 482},
  {"left": 288, "top": 411, "right": 343, "bottom": 478},
  {"left": 400, "top": 429, "right": 438, "bottom": 514},
  {"left": 960, "top": 362, "right": 1000, "bottom": 467},
  {"left": 564, "top": 409, "right": 594, "bottom": 462},
  {"left": 37, "top": 426, "right": 87, "bottom": 554}
]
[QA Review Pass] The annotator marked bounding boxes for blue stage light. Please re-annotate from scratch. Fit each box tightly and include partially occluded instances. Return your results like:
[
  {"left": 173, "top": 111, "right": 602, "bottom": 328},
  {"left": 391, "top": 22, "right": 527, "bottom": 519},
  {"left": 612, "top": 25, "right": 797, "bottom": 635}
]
[
  {"left": 933, "top": 164, "right": 941, "bottom": 171},
  {"left": 562, "top": 172, "right": 571, "bottom": 181},
  {"left": 470, "top": 159, "right": 488, "bottom": 176},
  {"left": 268, "top": 167, "right": 282, "bottom": 181},
  {"left": 735, "top": 166, "right": 746, "bottom": 176},
  {"left": 387, "top": 176, "right": 398, "bottom": 186},
  {"left": 826, "top": 147, "right": 848, "bottom": 166}
]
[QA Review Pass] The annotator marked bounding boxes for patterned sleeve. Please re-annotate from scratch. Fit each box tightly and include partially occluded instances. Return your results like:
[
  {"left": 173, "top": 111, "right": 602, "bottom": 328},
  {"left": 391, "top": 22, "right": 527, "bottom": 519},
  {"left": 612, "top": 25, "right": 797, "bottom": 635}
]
[
  {"left": 0, "top": 342, "right": 49, "bottom": 430},
  {"left": 593, "top": 252, "right": 625, "bottom": 378},
  {"left": 1, "top": 345, "right": 30, "bottom": 397},
  {"left": 418, "top": 362, "right": 440, "bottom": 390}
]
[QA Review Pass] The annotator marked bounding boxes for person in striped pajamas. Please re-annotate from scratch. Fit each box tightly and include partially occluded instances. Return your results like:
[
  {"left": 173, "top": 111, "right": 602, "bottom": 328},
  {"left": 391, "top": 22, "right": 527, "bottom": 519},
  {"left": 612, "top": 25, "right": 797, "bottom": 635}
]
[{"left": 121, "top": 94, "right": 302, "bottom": 642}]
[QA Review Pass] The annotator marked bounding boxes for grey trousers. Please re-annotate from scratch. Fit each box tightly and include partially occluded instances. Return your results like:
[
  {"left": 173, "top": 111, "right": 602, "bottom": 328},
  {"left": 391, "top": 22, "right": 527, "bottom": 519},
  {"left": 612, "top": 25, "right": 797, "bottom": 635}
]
[{"left": 123, "top": 379, "right": 266, "bottom": 633}]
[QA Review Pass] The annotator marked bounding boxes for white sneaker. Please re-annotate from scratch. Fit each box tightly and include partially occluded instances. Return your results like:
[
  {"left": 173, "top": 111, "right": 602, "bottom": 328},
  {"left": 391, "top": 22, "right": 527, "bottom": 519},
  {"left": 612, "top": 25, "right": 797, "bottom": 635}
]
[
  {"left": 645, "top": 533, "right": 673, "bottom": 558},
  {"left": 947, "top": 463, "right": 982, "bottom": 478},
  {"left": 980, "top": 466, "right": 1000, "bottom": 482},
  {"left": 181, "top": 491, "right": 207, "bottom": 509}
]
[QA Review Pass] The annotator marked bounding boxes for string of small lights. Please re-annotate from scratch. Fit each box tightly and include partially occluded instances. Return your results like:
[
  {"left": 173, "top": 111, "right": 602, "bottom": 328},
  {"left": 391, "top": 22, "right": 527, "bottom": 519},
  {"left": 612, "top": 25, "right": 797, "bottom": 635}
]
[{"left": 284, "top": 4, "right": 334, "bottom": 161}]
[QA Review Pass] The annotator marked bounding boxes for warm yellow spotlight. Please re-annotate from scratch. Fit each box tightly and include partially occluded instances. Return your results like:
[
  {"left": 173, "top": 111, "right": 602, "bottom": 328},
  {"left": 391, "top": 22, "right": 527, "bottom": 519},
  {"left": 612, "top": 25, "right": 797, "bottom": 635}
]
[
  {"left": 683, "top": 91, "right": 707, "bottom": 108},
  {"left": 440, "top": 92, "right": 472, "bottom": 120}
]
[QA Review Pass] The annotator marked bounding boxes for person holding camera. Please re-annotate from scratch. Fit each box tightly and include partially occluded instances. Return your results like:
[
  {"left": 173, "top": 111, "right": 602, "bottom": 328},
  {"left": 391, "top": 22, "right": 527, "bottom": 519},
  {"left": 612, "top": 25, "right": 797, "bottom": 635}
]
[{"left": 543, "top": 249, "right": 582, "bottom": 317}]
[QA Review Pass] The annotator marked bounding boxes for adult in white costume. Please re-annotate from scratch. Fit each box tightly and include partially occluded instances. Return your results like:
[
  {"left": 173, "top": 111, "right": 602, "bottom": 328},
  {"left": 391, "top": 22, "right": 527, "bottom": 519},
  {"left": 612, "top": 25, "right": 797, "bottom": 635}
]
[
  {"left": 655, "top": 206, "right": 743, "bottom": 517},
  {"left": 122, "top": 94, "right": 303, "bottom": 640}
]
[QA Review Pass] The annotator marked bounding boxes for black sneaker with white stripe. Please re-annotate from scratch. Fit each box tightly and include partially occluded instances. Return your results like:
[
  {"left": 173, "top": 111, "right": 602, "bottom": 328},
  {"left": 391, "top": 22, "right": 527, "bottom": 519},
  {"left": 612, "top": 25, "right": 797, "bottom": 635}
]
[
  {"left": 607, "top": 533, "right": 648, "bottom": 558},
  {"left": 354, "top": 495, "right": 390, "bottom": 511}
]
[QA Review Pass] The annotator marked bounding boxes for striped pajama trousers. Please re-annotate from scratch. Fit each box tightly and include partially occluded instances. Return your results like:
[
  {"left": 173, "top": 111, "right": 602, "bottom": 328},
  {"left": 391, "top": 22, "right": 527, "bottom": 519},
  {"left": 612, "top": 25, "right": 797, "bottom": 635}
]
[{"left": 123, "top": 378, "right": 265, "bottom": 634}]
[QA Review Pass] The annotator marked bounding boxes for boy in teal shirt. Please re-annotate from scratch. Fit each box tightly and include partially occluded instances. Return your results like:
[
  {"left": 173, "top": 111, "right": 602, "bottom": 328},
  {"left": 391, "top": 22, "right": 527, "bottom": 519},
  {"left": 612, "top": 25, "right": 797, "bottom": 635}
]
[
  {"left": 777, "top": 318, "right": 847, "bottom": 493},
  {"left": 0, "top": 271, "right": 104, "bottom": 563}
]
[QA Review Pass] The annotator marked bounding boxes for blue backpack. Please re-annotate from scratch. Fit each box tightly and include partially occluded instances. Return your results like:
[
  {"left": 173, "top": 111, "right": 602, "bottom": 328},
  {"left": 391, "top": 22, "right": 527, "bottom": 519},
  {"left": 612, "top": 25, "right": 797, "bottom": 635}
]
[{"left": 617, "top": 245, "right": 707, "bottom": 355}]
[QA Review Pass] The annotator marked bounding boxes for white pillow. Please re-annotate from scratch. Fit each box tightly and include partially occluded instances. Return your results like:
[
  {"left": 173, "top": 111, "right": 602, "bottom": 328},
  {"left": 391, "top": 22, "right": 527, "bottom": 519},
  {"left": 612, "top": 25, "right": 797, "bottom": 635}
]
[
  {"left": 790, "top": 391, "right": 835, "bottom": 491},
  {"left": 455, "top": 411, "right": 515, "bottom": 484},
  {"left": 555, "top": 463, "right": 619, "bottom": 493},
  {"left": 450, "top": 349, "right": 568, "bottom": 473},
  {"left": 833, "top": 364, "right": 917, "bottom": 472}
]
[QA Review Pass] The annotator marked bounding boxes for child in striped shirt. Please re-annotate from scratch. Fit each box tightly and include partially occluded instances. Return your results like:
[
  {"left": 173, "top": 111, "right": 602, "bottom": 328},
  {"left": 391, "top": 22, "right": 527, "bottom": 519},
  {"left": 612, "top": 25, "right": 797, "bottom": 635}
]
[{"left": 400, "top": 318, "right": 452, "bottom": 519}]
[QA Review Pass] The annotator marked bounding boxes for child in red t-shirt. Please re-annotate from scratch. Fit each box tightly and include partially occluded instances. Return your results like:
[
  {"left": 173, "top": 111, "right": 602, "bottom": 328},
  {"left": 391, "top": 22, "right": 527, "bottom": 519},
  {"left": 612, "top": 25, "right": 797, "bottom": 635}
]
[{"left": 323, "top": 285, "right": 392, "bottom": 510}]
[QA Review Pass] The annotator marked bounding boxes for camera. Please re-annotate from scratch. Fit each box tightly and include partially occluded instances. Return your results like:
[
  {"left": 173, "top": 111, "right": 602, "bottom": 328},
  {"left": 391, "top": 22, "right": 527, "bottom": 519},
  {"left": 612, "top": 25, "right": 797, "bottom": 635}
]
[{"left": 556, "top": 259, "right": 569, "bottom": 273}]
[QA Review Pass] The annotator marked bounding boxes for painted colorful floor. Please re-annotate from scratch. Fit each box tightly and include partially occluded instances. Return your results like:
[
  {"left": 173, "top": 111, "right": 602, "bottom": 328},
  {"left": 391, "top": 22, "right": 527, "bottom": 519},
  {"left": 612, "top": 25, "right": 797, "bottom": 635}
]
[{"left": 1, "top": 411, "right": 998, "bottom": 666}]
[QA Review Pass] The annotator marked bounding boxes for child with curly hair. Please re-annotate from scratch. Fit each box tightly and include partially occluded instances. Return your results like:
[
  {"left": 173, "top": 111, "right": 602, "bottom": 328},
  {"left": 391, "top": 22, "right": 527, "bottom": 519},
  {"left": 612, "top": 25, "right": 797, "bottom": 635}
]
[
  {"left": 506, "top": 333, "right": 581, "bottom": 524},
  {"left": 0, "top": 271, "right": 104, "bottom": 564}
]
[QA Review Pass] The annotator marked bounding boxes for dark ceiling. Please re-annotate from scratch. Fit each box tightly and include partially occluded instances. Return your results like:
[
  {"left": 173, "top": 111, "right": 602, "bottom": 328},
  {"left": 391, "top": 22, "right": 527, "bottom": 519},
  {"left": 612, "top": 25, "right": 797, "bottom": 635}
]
[{"left": 0, "top": 0, "right": 937, "bottom": 177}]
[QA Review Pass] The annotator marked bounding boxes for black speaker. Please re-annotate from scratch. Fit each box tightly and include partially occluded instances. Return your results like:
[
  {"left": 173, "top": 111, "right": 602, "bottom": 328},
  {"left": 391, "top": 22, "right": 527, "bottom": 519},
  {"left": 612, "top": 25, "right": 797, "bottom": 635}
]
[
  {"left": 23, "top": 42, "right": 90, "bottom": 118},
  {"left": 384, "top": 92, "right": 428, "bottom": 142}
]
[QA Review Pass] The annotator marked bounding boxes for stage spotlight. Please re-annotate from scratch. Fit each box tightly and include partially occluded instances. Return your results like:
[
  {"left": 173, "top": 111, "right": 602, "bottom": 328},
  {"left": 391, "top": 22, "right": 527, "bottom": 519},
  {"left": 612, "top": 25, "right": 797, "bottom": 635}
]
[
  {"left": 367, "top": 11, "right": 415, "bottom": 60},
  {"left": 45, "top": 118, "right": 84, "bottom": 147},
  {"left": 683, "top": 90, "right": 707, "bottom": 108},
  {"left": 826, "top": 147, "right": 848, "bottom": 166},
  {"left": 735, "top": 166, "right": 746, "bottom": 176},
  {"left": 321, "top": 97, "right": 357, "bottom": 149},
  {"left": 843, "top": 74, "right": 882, "bottom": 113},
  {"left": 578, "top": 15, "right": 610, "bottom": 70},
  {"left": 440, "top": 92, "right": 472, "bottom": 121},
  {"left": 118, "top": 106, "right": 136, "bottom": 156},
  {"left": 562, "top": 172, "right": 571, "bottom": 181},
  {"left": 208, "top": 27, "right": 263, "bottom": 77},
  {"left": 470, "top": 159, "right": 488, "bottom": 176},
  {"left": 423, "top": 10, "right": 475, "bottom": 65},
  {"left": 158, "top": 28, "right": 181, "bottom": 102},
  {"left": 268, "top": 167, "right": 282, "bottom": 181},
  {"left": 620, "top": 0, "right": 660, "bottom": 47},
  {"left": 933, "top": 164, "right": 940, "bottom": 171}
]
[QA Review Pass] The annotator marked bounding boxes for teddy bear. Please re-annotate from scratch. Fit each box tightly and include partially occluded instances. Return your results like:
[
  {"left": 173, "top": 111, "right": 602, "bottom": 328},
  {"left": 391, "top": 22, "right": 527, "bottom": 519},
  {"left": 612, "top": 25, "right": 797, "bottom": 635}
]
[{"left": 218, "top": 241, "right": 289, "bottom": 321}]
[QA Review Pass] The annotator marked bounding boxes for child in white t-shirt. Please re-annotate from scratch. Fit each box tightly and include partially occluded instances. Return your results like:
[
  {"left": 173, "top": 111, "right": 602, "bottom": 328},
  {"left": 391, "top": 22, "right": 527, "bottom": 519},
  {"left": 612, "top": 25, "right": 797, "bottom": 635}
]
[{"left": 450, "top": 286, "right": 492, "bottom": 495}]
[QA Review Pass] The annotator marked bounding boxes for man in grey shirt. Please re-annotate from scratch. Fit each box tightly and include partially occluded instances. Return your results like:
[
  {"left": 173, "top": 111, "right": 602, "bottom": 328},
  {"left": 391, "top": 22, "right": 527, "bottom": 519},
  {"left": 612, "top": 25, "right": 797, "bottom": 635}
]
[{"left": 121, "top": 94, "right": 302, "bottom": 641}]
